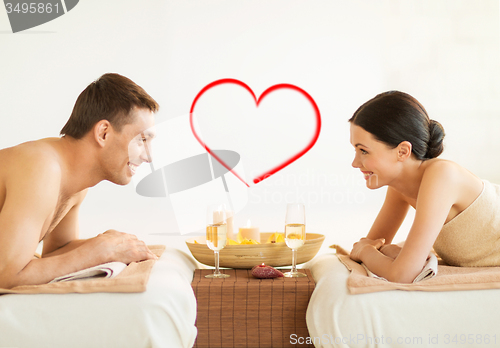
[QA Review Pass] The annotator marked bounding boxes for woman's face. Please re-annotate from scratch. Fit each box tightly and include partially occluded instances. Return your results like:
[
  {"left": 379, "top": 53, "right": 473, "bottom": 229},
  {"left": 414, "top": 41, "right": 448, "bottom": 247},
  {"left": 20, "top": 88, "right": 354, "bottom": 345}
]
[{"left": 349, "top": 124, "right": 400, "bottom": 189}]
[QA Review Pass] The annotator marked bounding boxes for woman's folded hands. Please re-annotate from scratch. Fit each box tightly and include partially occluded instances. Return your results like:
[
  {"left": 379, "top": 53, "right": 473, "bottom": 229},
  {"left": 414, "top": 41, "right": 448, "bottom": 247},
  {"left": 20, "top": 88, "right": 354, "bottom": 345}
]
[{"left": 350, "top": 238, "right": 386, "bottom": 262}]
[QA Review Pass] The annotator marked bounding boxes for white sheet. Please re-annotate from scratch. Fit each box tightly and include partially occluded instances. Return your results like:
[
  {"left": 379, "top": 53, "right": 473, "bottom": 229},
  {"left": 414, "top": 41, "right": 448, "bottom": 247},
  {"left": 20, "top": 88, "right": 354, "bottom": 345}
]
[
  {"left": 305, "top": 254, "right": 500, "bottom": 348},
  {"left": 0, "top": 248, "right": 198, "bottom": 348}
]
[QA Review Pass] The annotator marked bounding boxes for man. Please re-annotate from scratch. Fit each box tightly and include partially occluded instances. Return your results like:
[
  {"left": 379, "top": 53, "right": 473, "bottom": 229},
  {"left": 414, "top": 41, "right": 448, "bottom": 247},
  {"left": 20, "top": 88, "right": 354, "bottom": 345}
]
[{"left": 0, "top": 73, "right": 158, "bottom": 289}]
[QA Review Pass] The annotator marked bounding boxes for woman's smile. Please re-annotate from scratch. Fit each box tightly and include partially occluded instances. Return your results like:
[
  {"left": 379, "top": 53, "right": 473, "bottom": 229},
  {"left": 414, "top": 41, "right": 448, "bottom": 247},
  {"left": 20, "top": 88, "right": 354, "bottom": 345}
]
[{"left": 361, "top": 170, "right": 374, "bottom": 180}]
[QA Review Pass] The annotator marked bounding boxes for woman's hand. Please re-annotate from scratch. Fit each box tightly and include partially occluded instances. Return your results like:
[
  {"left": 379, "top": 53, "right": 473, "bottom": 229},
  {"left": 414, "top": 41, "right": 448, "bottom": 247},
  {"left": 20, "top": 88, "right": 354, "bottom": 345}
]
[
  {"left": 350, "top": 237, "right": 385, "bottom": 262},
  {"left": 379, "top": 244, "right": 402, "bottom": 260}
]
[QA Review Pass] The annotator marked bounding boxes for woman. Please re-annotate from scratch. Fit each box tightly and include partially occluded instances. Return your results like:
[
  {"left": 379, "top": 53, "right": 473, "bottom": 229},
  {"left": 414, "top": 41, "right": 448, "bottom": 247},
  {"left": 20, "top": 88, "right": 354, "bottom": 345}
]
[{"left": 349, "top": 91, "right": 500, "bottom": 283}]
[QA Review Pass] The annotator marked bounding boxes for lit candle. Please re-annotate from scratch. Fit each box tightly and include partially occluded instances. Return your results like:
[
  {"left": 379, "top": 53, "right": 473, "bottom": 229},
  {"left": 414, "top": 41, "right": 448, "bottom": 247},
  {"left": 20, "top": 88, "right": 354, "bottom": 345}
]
[{"left": 238, "top": 219, "right": 260, "bottom": 243}]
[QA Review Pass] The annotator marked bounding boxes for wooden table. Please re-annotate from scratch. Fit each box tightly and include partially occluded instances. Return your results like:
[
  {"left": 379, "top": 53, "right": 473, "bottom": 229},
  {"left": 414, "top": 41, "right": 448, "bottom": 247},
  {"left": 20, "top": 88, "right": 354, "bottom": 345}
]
[{"left": 191, "top": 268, "right": 315, "bottom": 348}]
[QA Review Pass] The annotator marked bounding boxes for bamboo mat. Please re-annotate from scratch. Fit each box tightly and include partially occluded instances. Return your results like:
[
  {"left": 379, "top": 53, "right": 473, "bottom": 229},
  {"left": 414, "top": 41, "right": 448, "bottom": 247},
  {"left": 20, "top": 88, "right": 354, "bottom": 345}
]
[{"left": 192, "top": 268, "right": 315, "bottom": 348}]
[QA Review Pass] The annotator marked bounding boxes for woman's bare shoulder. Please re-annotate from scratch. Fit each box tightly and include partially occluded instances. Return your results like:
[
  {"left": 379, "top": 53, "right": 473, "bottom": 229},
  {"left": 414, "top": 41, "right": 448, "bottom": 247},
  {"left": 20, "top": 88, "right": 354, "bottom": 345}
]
[
  {"left": 422, "top": 158, "right": 458, "bottom": 170},
  {"left": 420, "top": 158, "right": 483, "bottom": 213},
  {"left": 422, "top": 159, "right": 480, "bottom": 183}
]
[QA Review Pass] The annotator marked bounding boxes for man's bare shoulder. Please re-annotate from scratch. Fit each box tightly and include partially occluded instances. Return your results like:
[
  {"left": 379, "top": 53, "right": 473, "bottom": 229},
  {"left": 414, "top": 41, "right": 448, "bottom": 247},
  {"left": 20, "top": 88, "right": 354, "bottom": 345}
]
[
  {"left": 0, "top": 138, "right": 63, "bottom": 172},
  {"left": 0, "top": 139, "right": 64, "bottom": 197}
]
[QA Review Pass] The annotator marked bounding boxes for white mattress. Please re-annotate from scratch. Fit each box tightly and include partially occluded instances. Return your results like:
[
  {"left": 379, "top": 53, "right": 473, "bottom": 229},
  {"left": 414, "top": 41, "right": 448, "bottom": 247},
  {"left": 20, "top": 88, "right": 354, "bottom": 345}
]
[
  {"left": 305, "top": 254, "right": 500, "bottom": 348},
  {"left": 0, "top": 248, "right": 198, "bottom": 348}
]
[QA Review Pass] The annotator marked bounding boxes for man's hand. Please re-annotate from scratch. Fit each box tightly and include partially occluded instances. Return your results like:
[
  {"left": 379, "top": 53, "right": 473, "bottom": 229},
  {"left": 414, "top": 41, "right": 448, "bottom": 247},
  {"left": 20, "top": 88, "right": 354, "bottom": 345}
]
[
  {"left": 92, "top": 230, "right": 158, "bottom": 264},
  {"left": 350, "top": 237, "right": 385, "bottom": 263}
]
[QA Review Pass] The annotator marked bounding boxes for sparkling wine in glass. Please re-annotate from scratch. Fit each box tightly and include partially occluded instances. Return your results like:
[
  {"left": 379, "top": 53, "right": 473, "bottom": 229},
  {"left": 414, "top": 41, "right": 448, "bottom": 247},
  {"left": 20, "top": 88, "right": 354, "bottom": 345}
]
[
  {"left": 205, "top": 204, "right": 230, "bottom": 278},
  {"left": 283, "top": 203, "right": 307, "bottom": 278}
]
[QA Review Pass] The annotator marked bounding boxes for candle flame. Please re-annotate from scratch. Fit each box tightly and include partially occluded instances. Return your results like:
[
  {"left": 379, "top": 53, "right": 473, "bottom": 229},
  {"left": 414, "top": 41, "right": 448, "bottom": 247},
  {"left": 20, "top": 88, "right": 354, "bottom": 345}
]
[{"left": 246, "top": 219, "right": 251, "bottom": 227}]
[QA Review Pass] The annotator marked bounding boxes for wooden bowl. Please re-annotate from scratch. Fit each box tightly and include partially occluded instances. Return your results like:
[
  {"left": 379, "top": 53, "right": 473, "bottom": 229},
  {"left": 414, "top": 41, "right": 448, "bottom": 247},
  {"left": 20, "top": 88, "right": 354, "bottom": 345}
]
[{"left": 186, "top": 232, "right": 325, "bottom": 269}]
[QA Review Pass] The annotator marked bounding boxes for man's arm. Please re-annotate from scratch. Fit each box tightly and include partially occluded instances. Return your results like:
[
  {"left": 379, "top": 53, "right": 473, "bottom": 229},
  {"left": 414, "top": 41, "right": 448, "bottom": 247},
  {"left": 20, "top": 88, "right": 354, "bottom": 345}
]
[
  {"left": 0, "top": 154, "right": 156, "bottom": 289},
  {"left": 42, "top": 189, "right": 158, "bottom": 261},
  {"left": 0, "top": 153, "right": 72, "bottom": 288},
  {"left": 41, "top": 189, "right": 87, "bottom": 258}
]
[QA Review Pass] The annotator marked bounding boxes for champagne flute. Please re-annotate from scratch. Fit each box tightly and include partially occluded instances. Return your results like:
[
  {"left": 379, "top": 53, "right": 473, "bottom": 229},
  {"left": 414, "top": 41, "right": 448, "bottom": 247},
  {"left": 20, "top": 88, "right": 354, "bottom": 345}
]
[
  {"left": 205, "top": 204, "right": 230, "bottom": 278},
  {"left": 283, "top": 203, "right": 307, "bottom": 278}
]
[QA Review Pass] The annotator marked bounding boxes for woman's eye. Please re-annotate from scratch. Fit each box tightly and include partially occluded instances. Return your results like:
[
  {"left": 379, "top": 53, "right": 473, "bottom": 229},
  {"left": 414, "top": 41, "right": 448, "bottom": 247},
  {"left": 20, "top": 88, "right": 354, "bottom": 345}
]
[{"left": 353, "top": 147, "right": 368, "bottom": 155}]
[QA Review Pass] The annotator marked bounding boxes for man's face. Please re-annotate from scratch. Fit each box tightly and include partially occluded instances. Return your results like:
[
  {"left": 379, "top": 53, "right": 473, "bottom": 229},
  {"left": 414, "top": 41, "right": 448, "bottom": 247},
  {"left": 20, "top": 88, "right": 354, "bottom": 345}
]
[{"left": 103, "top": 107, "right": 156, "bottom": 185}]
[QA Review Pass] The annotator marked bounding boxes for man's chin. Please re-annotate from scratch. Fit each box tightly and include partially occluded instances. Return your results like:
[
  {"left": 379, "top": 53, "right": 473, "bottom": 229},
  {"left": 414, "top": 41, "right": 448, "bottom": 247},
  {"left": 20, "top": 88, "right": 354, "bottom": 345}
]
[{"left": 108, "top": 177, "right": 132, "bottom": 186}]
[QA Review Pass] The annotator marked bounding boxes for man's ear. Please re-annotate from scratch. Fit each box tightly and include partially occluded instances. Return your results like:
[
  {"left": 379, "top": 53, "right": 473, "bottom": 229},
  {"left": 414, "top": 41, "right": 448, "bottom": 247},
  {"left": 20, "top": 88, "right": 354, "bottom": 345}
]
[
  {"left": 93, "top": 120, "right": 112, "bottom": 147},
  {"left": 397, "top": 141, "right": 412, "bottom": 161}
]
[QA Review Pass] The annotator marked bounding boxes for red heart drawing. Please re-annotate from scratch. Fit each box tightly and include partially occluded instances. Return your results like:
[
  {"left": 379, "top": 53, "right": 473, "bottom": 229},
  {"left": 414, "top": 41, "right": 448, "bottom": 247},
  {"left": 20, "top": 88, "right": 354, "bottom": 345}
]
[{"left": 189, "top": 78, "right": 321, "bottom": 186}]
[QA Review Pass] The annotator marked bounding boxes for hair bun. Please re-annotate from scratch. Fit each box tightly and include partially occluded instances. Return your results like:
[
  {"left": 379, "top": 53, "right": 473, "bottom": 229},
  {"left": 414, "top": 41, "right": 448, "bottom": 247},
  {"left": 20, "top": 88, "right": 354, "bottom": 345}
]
[{"left": 425, "top": 120, "right": 445, "bottom": 159}]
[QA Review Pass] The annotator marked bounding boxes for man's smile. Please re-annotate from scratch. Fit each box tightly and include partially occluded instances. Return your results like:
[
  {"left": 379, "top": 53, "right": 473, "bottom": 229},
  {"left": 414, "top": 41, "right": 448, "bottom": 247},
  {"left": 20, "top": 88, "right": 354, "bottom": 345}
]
[{"left": 128, "top": 162, "right": 139, "bottom": 174}]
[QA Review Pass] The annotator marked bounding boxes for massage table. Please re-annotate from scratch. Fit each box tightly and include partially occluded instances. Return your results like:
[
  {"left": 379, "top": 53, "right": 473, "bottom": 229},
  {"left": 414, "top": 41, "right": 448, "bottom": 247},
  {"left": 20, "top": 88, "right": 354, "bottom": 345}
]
[
  {"left": 0, "top": 248, "right": 198, "bottom": 348},
  {"left": 305, "top": 254, "right": 500, "bottom": 348}
]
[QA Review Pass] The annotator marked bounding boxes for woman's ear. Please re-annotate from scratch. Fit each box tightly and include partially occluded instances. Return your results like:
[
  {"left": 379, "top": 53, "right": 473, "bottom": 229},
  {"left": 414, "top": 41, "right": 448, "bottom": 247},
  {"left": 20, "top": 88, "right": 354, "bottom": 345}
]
[
  {"left": 397, "top": 141, "right": 412, "bottom": 161},
  {"left": 93, "top": 120, "right": 111, "bottom": 147}
]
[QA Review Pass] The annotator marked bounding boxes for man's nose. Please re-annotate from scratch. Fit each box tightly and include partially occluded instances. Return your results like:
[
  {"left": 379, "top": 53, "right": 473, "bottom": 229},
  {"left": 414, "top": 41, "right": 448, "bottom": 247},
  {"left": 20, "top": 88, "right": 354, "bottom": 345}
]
[{"left": 140, "top": 145, "right": 153, "bottom": 163}]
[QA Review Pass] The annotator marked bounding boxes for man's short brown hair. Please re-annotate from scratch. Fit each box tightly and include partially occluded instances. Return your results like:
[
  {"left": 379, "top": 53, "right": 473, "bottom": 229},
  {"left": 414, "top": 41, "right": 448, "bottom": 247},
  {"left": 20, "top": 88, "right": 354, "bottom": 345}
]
[{"left": 60, "top": 73, "right": 159, "bottom": 139}]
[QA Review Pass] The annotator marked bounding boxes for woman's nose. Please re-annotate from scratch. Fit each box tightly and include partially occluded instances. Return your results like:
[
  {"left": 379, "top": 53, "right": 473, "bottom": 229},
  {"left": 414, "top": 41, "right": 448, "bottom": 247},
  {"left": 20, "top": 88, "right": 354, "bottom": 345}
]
[{"left": 351, "top": 155, "right": 360, "bottom": 169}]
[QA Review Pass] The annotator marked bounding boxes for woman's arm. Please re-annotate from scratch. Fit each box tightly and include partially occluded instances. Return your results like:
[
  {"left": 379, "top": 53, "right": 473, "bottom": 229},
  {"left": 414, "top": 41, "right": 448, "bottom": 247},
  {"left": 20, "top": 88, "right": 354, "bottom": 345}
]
[
  {"left": 355, "top": 162, "right": 458, "bottom": 283},
  {"left": 366, "top": 186, "right": 410, "bottom": 244},
  {"left": 379, "top": 244, "right": 402, "bottom": 259}
]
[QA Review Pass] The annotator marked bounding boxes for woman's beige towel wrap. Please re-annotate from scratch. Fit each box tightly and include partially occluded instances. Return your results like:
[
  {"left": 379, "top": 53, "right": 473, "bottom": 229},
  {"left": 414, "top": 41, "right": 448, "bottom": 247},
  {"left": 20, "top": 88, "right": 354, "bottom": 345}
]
[{"left": 434, "top": 180, "right": 500, "bottom": 267}]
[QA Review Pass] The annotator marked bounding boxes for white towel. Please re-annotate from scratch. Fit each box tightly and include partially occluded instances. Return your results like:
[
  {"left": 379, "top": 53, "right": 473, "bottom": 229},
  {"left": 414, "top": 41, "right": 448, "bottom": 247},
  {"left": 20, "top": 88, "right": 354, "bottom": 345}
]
[
  {"left": 49, "top": 262, "right": 127, "bottom": 283},
  {"left": 362, "top": 253, "right": 438, "bottom": 283}
]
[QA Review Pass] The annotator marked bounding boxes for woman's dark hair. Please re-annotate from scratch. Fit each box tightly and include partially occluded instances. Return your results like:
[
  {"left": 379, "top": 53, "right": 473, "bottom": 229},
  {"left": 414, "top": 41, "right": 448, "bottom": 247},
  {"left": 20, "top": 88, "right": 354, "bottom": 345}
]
[{"left": 348, "top": 91, "right": 445, "bottom": 160}]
